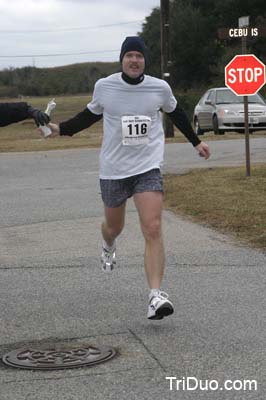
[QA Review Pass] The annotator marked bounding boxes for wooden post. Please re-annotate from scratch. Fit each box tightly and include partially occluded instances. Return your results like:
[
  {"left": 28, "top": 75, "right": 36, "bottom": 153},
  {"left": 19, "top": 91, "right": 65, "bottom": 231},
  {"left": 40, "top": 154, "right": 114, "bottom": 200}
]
[{"left": 160, "top": 0, "right": 174, "bottom": 137}]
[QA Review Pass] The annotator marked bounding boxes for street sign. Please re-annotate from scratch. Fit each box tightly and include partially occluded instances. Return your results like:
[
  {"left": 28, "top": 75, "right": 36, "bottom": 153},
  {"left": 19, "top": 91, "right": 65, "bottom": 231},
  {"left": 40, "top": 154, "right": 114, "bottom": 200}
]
[
  {"left": 225, "top": 54, "right": 266, "bottom": 96},
  {"left": 217, "top": 26, "right": 266, "bottom": 39},
  {"left": 238, "top": 16, "right": 249, "bottom": 28}
]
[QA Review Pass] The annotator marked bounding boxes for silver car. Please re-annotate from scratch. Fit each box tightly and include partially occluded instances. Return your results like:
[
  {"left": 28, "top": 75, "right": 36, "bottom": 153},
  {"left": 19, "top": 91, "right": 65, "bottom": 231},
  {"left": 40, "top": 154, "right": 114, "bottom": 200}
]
[{"left": 193, "top": 87, "right": 266, "bottom": 135}]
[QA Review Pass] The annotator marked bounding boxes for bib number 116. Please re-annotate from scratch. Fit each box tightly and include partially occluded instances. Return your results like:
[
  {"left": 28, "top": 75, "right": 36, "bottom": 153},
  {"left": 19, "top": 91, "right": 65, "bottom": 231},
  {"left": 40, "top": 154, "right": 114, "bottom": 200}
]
[
  {"left": 127, "top": 123, "right": 148, "bottom": 135},
  {"left": 121, "top": 115, "right": 151, "bottom": 145}
]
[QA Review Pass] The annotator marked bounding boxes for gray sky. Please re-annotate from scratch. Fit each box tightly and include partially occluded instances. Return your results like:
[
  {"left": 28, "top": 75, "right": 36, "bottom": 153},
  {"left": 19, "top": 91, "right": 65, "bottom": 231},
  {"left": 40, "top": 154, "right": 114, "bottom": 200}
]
[{"left": 0, "top": 0, "right": 160, "bottom": 70}]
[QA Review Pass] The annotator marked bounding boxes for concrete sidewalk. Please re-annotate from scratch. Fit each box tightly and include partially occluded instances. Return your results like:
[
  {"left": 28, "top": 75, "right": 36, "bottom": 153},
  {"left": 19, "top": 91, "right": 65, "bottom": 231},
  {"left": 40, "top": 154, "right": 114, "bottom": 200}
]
[{"left": 0, "top": 141, "right": 266, "bottom": 399}]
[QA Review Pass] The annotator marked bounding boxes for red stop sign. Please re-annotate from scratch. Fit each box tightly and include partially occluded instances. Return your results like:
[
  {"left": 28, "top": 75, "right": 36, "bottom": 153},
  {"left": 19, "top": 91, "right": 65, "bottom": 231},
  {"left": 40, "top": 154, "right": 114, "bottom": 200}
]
[{"left": 225, "top": 54, "right": 266, "bottom": 96}]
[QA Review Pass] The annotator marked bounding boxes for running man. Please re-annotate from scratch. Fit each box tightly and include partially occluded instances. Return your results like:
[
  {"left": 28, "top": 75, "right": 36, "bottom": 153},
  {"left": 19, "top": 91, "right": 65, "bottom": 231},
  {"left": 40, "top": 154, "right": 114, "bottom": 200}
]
[
  {"left": 45, "top": 36, "right": 210, "bottom": 320},
  {"left": 0, "top": 102, "right": 50, "bottom": 127}
]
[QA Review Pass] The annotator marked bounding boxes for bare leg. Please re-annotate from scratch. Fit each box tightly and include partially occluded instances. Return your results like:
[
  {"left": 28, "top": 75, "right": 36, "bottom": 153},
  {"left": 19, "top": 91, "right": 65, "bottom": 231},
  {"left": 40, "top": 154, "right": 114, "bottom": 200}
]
[
  {"left": 101, "top": 202, "right": 127, "bottom": 246},
  {"left": 133, "top": 191, "right": 165, "bottom": 289}
]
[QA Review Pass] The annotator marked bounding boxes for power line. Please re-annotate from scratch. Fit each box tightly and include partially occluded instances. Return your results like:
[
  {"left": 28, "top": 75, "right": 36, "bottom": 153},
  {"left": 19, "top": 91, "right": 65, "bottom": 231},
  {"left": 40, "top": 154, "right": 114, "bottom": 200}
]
[
  {"left": 0, "top": 20, "right": 144, "bottom": 34},
  {"left": 0, "top": 49, "right": 120, "bottom": 59}
]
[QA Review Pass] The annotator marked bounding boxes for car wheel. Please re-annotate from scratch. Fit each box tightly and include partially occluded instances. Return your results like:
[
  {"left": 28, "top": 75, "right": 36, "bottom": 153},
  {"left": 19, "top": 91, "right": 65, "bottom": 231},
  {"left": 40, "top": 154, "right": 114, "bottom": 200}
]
[
  {"left": 212, "top": 115, "right": 224, "bottom": 135},
  {"left": 194, "top": 117, "right": 204, "bottom": 135}
]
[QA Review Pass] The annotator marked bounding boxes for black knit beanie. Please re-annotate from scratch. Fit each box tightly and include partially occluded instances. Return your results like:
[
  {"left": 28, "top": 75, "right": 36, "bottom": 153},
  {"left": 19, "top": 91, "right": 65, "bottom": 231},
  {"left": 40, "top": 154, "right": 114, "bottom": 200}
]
[{"left": 119, "top": 36, "right": 148, "bottom": 64}]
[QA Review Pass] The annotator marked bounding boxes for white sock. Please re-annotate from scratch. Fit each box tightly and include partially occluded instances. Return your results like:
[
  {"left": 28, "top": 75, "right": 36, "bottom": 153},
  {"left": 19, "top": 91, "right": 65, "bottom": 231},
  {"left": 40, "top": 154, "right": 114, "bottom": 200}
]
[
  {"left": 149, "top": 288, "right": 160, "bottom": 299},
  {"left": 103, "top": 239, "right": 116, "bottom": 252}
]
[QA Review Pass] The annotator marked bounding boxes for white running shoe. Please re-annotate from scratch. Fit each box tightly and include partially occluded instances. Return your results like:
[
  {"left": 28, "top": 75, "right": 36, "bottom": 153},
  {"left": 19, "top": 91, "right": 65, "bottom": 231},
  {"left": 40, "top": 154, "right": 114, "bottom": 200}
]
[
  {"left": 101, "top": 245, "right": 116, "bottom": 273},
  {"left": 147, "top": 290, "right": 174, "bottom": 320}
]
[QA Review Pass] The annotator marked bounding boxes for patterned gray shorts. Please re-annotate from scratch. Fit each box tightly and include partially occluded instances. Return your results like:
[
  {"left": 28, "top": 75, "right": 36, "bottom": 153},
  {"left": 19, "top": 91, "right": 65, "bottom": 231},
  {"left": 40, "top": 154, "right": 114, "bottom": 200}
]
[{"left": 100, "top": 168, "right": 163, "bottom": 208}]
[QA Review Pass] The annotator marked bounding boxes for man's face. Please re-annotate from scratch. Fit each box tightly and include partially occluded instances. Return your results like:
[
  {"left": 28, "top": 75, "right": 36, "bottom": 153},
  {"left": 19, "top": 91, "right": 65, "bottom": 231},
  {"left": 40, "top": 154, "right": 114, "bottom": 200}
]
[{"left": 122, "top": 51, "right": 145, "bottom": 78}]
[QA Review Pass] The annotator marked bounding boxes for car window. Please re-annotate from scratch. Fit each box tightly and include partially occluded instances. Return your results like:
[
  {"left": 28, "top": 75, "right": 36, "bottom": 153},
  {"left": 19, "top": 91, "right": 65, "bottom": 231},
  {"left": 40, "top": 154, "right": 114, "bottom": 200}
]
[
  {"left": 216, "top": 90, "right": 266, "bottom": 105},
  {"left": 216, "top": 90, "right": 240, "bottom": 104},
  {"left": 206, "top": 90, "right": 215, "bottom": 103},
  {"left": 248, "top": 94, "right": 266, "bottom": 104},
  {"left": 199, "top": 91, "right": 210, "bottom": 105}
]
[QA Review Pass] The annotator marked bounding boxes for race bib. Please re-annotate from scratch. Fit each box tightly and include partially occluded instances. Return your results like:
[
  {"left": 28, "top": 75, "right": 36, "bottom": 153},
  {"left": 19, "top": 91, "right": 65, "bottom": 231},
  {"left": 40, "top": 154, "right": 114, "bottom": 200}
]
[{"left": 121, "top": 115, "right": 151, "bottom": 146}]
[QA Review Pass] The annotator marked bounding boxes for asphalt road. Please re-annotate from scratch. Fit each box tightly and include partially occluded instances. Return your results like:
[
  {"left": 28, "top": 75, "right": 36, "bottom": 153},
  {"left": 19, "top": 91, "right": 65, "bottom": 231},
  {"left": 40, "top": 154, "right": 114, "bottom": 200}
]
[{"left": 0, "top": 138, "right": 266, "bottom": 400}]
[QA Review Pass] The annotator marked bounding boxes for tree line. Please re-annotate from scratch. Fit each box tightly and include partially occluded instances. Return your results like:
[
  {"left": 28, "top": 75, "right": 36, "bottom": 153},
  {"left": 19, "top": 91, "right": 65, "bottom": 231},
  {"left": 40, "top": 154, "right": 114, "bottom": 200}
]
[
  {"left": 141, "top": 0, "right": 266, "bottom": 91},
  {"left": 0, "top": 0, "right": 265, "bottom": 98},
  {"left": 0, "top": 62, "right": 120, "bottom": 97}
]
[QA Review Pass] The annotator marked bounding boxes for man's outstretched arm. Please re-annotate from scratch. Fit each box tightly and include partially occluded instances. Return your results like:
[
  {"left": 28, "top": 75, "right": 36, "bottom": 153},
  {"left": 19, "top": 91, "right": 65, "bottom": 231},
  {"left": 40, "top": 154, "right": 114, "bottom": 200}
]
[
  {"left": 167, "top": 104, "right": 210, "bottom": 159},
  {"left": 59, "top": 108, "right": 103, "bottom": 136},
  {"left": 44, "top": 107, "right": 102, "bottom": 137}
]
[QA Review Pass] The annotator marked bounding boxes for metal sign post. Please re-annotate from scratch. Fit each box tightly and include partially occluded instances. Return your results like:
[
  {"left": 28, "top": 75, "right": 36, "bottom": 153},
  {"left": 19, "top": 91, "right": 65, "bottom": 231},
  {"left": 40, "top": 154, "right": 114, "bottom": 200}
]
[{"left": 240, "top": 17, "right": 251, "bottom": 177}]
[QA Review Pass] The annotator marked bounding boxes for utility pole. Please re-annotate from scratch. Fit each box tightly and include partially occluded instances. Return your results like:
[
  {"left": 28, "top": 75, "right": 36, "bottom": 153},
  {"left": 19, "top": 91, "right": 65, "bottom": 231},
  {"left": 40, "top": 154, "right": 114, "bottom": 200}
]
[{"left": 160, "top": 0, "right": 174, "bottom": 137}]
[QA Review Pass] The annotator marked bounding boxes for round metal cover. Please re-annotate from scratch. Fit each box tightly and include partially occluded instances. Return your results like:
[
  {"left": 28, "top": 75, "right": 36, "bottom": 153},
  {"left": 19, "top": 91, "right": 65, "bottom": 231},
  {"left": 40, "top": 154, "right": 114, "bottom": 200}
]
[{"left": 2, "top": 344, "right": 117, "bottom": 370}]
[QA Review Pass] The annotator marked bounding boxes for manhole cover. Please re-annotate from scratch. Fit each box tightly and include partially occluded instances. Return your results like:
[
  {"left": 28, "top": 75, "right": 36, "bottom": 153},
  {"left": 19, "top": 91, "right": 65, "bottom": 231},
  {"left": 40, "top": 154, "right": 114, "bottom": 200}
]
[{"left": 2, "top": 344, "right": 117, "bottom": 370}]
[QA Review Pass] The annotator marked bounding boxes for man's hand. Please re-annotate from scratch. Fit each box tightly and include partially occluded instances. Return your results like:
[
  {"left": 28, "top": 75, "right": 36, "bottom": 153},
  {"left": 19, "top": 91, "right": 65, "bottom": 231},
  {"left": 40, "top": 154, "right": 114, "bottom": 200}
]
[
  {"left": 38, "top": 122, "right": 60, "bottom": 138},
  {"left": 28, "top": 106, "right": 50, "bottom": 126},
  {"left": 195, "top": 142, "right": 210, "bottom": 159}
]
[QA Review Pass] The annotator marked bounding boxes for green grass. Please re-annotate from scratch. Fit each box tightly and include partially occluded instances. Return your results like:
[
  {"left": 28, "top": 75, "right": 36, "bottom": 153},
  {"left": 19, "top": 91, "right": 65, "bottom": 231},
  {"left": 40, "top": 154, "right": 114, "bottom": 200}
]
[{"left": 164, "top": 164, "right": 266, "bottom": 251}]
